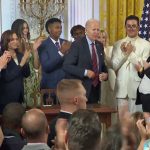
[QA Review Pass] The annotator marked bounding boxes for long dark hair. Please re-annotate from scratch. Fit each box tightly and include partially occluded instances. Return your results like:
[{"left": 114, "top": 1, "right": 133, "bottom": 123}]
[
  {"left": 1, "top": 30, "right": 16, "bottom": 53},
  {"left": 11, "top": 19, "right": 30, "bottom": 40}
]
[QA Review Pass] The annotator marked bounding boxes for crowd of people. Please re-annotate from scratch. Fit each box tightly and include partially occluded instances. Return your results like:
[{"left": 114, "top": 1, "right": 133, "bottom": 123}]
[{"left": 0, "top": 14, "right": 150, "bottom": 149}]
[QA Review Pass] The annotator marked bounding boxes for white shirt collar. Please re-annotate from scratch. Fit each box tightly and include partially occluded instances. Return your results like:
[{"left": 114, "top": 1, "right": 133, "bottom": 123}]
[
  {"left": 27, "top": 143, "right": 45, "bottom": 145},
  {"left": 49, "top": 37, "right": 60, "bottom": 45},
  {"left": 126, "top": 35, "right": 139, "bottom": 41},
  {"left": 60, "top": 110, "right": 72, "bottom": 114},
  {"left": 86, "top": 35, "right": 95, "bottom": 45}
]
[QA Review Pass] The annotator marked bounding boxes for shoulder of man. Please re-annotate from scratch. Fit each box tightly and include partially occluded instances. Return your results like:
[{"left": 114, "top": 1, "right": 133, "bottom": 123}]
[{"left": 136, "top": 36, "right": 150, "bottom": 46}]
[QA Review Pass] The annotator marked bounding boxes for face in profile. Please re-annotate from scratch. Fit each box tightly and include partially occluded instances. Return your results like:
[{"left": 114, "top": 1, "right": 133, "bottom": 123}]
[
  {"left": 49, "top": 22, "right": 62, "bottom": 39},
  {"left": 22, "top": 22, "right": 29, "bottom": 37},
  {"left": 76, "top": 84, "right": 87, "bottom": 109},
  {"left": 8, "top": 33, "right": 19, "bottom": 50},
  {"left": 125, "top": 19, "right": 139, "bottom": 38},
  {"left": 86, "top": 21, "right": 100, "bottom": 41}
]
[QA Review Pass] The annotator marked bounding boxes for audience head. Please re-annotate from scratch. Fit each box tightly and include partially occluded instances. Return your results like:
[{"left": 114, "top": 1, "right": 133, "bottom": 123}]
[
  {"left": 67, "top": 109, "right": 101, "bottom": 150},
  {"left": 2, "top": 103, "right": 25, "bottom": 132},
  {"left": 57, "top": 79, "right": 87, "bottom": 111},
  {"left": 21, "top": 108, "right": 49, "bottom": 143},
  {"left": 11, "top": 19, "right": 30, "bottom": 40},
  {"left": 1, "top": 30, "right": 18, "bottom": 52},
  {"left": 45, "top": 18, "right": 62, "bottom": 40},
  {"left": 125, "top": 15, "right": 140, "bottom": 38},
  {"left": 100, "top": 124, "right": 125, "bottom": 150},
  {"left": 85, "top": 19, "right": 100, "bottom": 41},
  {"left": 70, "top": 25, "right": 85, "bottom": 40},
  {"left": 97, "top": 30, "right": 109, "bottom": 47}
]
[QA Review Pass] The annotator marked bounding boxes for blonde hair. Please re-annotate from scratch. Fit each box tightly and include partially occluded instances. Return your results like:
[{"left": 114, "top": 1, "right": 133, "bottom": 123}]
[
  {"left": 99, "top": 29, "right": 109, "bottom": 47},
  {"left": 57, "top": 79, "right": 83, "bottom": 104}
]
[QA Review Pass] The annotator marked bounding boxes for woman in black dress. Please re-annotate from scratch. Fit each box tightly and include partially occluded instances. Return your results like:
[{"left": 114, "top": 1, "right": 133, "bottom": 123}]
[
  {"left": 0, "top": 30, "right": 30, "bottom": 113},
  {"left": 136, "top": 56, "right": 150, "bottom": 118}
]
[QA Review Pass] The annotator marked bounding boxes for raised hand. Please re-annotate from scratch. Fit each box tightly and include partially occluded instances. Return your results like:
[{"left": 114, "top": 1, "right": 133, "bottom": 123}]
[
  {"left": 120, "top": 42, "right": 127, "bottom": 53},
  {"left": 126, "top": 41, "right": 134, "bottom": 55},
  {"left": 20, "top": 50, "right": 30, "bottom": 67},
  {"left": 33, "top": 37, "right": 45, "bottom": 51},
  {"left": 60, "top": 41, "right": 72, "bottom": 54}
]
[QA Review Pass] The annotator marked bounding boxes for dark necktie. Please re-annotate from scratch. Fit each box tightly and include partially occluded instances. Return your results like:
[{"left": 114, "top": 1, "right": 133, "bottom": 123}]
[
  {"left": 55, "top": 42, "right": 60, "bottom": 50},
  {"left": 91, "top": 42, "right": 99, "bottom": 87}
]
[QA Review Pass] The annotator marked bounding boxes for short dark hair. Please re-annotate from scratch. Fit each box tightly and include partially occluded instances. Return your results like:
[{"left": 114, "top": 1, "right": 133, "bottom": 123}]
[
  {"left": 11, "top": 19, "right": 30, "bottom": 40},
  {"left": 125, "top": 15, "right": 140, "bottom": 26},
  {"left": 2, "top": 103, "right": 26, "bottom": 130},
  {"left": 0, "top": 30, "right": 16, "bottom": 52},
  {"left": 67, "top": 109, "right": 101, "bottom": 150},
  {"left": 70, "top": 25, "right": 85, "bottom": 37},
  {"left": 45, "top": 18, "right": 62, "bottom": 33}
]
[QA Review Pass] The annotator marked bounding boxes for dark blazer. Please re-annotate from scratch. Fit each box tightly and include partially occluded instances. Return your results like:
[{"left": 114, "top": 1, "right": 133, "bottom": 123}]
[
  {"left": 63, "top": 36, "right": 107, "bottom": 98},
  {"left": 38, "top": 37, "right": 66, "bottom": 89},
  {"left": 0, "top": 51, "right": 30, "bottom": 106},
  {"left": 47, "top": 111, "right": 71, "bottom": 147},
  {"left": 1, "top": 129, "right": 26, "bottom": 150}
]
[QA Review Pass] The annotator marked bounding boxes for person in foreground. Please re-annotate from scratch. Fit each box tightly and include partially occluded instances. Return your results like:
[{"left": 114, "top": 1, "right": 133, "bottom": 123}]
[
  {"left": 21, "top": 109, "right": 51, "bottom": 150},
  {"left": 1, "top": 103, "right": 26, "bottom": 150},
  {"left": 47, "top": 79, "right": 87, "bottom": 147},
  {"left": 54, "top": 109, "right": 101, "bottom": 150}
]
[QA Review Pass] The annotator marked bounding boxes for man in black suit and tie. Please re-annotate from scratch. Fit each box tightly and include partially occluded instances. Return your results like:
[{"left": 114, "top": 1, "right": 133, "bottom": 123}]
[
  {"left": 47, "top": 79, "right": 87, "bottom": 147},
  {"left": 63, "top": 19, "right": 108, "bottom": 103}
]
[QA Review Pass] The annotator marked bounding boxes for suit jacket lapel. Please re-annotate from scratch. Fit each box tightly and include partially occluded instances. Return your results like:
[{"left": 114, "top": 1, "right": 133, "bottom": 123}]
[
  {"left": 95, "top": 42, "right": 102, "bottom": 59},
  {"left": 82, "top": 37, "right": 92, "bottom": 65},
  {"left": 47, "top": 37, "right": 58, "bottom": 52}
]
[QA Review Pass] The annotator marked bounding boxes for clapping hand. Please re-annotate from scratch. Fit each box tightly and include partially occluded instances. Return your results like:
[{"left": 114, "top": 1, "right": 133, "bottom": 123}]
[
  {"left": 54, "top": 118, "right": 68, "bottom": 150},
  {"left": 20, "top": 50, "right": 30, "bottom": 67},
  {"left": 60, "top": 41, "right": 72, "bottom": 54},
  {"left": 33, "top": 37, "right": 45, "bottom": 51},
  {"left": 0, "top": 51, "right": 11, "bottom": 69},
  {"left": 121, "top": 41, "right": 134, "bottom": 55}
]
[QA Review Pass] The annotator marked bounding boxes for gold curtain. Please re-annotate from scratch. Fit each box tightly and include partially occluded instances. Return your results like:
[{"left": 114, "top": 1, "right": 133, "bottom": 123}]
[{"left": 100, "top": 0, "right": 144, "bottom": 45}]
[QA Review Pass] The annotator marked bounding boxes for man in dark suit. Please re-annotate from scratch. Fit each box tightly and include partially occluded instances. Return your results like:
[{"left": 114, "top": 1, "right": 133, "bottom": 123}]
[
  {"left": 63, "top": 19, "right": 108, "bottom": 103},
  {"left": 38, "top": 18, "right": 71, "bottom": 90},
  {"left": 1, "top": 103, "right": 26, "bottom": 150},
  {"left": 47, "top": 79, "right": 87, "bottom": 147}
]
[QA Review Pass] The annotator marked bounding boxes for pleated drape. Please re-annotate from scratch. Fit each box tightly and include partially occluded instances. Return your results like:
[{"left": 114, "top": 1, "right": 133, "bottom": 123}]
[{"left": 100, "top": 0, "right": 144, "bottom": 45}]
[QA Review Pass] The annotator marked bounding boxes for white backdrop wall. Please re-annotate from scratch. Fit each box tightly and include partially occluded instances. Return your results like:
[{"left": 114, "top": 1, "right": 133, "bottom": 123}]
[{"left": 0, "top": 0, "right": 100, "bottom": 40}]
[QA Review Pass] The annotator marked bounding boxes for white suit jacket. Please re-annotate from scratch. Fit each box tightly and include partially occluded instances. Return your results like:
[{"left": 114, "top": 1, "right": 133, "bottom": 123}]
[{"left": 112, "top": 36, "right": 150, "bottom": 99}]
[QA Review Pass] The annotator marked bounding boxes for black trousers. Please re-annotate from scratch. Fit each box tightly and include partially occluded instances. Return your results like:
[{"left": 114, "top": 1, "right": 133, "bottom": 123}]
[{"left": 88, "top": 84, "right": 100, "bottom": 104}]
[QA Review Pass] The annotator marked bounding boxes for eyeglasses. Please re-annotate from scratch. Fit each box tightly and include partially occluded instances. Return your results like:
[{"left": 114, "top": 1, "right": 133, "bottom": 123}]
[{"left": 126, "top": 24, "right": 138, "bottom": 30}]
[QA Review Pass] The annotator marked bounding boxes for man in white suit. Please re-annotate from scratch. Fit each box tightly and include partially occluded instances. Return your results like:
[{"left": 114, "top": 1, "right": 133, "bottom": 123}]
[{"left": 112, "top": 15, "right": 150, "bottom": 114}]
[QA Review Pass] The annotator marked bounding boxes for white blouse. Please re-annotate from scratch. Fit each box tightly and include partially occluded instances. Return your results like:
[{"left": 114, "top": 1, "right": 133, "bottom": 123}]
[{"left": 139, "top": 74, "right": 150, "bottom": 94}]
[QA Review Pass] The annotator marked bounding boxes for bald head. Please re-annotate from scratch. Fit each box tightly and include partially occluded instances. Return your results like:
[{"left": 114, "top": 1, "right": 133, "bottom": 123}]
[
  {"left": 22, "top": 109, "right": 48, "bottom": 140},
  {"left": 85, "top": 19, "right": 100, "bottom": 41}
]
